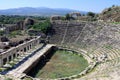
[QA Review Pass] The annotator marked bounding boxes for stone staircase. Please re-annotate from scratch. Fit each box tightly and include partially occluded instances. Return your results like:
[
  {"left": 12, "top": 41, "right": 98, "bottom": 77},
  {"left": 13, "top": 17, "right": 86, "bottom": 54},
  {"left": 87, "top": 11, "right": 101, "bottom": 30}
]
[{"left": 81, "top": 47, "right": 120, "bottom": 80}]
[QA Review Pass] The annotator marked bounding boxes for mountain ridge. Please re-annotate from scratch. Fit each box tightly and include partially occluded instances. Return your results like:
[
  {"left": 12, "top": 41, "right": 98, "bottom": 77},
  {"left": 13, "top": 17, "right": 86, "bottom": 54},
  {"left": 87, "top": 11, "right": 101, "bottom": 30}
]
[{"left": 0, "top": 7, "right": 87, "bottom": 16}]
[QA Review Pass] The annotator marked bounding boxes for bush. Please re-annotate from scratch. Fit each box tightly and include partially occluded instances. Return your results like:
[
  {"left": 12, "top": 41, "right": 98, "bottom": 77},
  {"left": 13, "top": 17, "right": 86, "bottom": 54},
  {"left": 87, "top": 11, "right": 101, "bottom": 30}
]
[
  {"left": 11, "top": 30, "right": 22, "bottom": 36},
  {"left": 0, "top": 30, "right": 4, "bottom": 36},
  {"left": 108, "top": 8, "right": 112, "bottom": 11},
  {"left": 29, "top": 20, "right": 51, "bottom": 34},
  {"left": 0, "top": 68, "right": 3, "bottom": 72},
  {"left": 87, "top": 12, "right": 96, "bottom": 17},
  {"left": 65, "top": 13, "right": 71, "bottom": 20},
  {"left": 8, "top": 30, "right": 22, "bottom": 38}
]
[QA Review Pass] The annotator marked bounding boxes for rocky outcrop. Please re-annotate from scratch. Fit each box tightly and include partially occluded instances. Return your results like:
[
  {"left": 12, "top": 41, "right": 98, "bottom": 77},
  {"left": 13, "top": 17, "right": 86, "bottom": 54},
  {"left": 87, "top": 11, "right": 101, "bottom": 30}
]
[{"left": 99, "top": 6, "right": 120, "bottom": 22}]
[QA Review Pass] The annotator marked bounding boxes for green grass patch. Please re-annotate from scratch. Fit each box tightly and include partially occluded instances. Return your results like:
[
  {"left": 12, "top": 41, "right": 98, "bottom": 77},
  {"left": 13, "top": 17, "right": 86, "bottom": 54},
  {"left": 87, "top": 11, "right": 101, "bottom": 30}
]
[
  {"left": 4, "top": 78, "right": 13, "bottom": 80},
  {"left": 103, "top": 44, "right": 113, "bottom": 49},
  {"left": 28, "top": 49, "right": 88, "bottom": 79},
  {"left": 111, "top": 22, "right": 120, "bottom": 24},
  {"left": 8, "top": 30, "right": 23, "bottom": 38},
  {"left": 23, "top": 77, "right": 32, "bottom": 80}
]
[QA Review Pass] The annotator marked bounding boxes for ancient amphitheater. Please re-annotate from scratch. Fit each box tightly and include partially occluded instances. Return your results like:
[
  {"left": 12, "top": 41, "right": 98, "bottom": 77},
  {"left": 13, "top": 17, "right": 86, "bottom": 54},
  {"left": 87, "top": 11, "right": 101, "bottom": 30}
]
[
  {"left": 48, "top": 20, "right": 120, "bottom": 80},
  {"left": 0, "top": 19, "right": 120, "bottom": 80}
]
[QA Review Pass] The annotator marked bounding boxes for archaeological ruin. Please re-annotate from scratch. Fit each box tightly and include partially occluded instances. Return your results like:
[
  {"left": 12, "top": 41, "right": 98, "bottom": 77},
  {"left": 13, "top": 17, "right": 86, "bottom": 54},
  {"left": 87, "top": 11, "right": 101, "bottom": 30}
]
[
  {"left": 0, "top": 6, "right": 120, "bottom": 80},
  {"left": 0, "top": 36, "right": 40, "bottom": 67}
]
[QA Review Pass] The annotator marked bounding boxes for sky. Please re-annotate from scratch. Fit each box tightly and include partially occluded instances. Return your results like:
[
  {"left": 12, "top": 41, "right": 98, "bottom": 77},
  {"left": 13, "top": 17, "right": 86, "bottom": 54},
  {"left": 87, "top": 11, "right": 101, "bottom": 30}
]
[{"left": 0, "top": 0, "right": 120, "bottom": 12}]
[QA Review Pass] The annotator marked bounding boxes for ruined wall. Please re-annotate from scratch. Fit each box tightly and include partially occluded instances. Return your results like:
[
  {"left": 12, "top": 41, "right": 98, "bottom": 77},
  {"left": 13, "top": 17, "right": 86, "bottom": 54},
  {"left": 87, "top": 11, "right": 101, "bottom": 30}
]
[
  {"left": 4, "top": 18, "right": 35, "bottom": 34},
  {"left": 0, "top": 36, "right": 40, "bottom": 67}
]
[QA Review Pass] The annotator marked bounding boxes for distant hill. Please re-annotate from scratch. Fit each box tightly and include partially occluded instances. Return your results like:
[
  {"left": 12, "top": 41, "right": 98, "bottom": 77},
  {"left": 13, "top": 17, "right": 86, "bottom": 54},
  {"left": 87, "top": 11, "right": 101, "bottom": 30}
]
[{"left": 0, "top": 7, "right": 87, "bottom": 16}]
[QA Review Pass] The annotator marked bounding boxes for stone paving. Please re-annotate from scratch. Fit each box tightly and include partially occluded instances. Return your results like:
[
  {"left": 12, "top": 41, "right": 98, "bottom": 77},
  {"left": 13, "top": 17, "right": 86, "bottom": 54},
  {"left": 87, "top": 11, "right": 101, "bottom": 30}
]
[{"left": 7, "top": 44, "right": 54, "bottom": 79}]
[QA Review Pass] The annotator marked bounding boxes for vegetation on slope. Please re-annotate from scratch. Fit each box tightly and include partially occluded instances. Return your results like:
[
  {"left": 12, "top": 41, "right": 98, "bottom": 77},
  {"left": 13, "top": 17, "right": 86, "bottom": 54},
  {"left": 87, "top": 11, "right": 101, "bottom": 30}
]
[
  {"left": 28, "top": 20, "right": 51, "bottom": 34},
  {"left": 99, "top": 5, "right": 120, "bottom": 22},
  {"left": 8, "top": 30, "right": 23, "bottom": 38},
  {"left": 0, "top": 15, "right": 48, "bottom": 24}
]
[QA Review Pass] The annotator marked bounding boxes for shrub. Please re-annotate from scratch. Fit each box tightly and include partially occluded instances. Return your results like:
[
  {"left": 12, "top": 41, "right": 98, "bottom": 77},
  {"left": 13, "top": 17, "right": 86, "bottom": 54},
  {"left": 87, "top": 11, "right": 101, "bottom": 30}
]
[
  {"left": 65, "top": 13, "right": 71, "bottom": 20},
  {"left": 5, "top": 78, "right": 12, "bottom": 80},
  {"left": 0, "top": 30, "right": 4, "bottom": 36},
  {"left": 29, "top": 20, "right": 51, "bottom": 34},
  {"left": 87, "top": 12, "right": 96, "bottom": 17}
]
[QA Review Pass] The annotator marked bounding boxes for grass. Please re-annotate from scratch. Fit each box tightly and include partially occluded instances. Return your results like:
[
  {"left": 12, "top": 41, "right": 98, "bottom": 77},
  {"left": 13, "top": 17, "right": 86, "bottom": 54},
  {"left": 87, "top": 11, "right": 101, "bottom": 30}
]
[
  {"left": 111, "top": 22, "right": 120, "bottom": 24},
  {"left": 8, "top": 30, "right": 23, "bottom": 38},
  {"left": 23, "top": 77, "right": 32, "bottom": 80},
  {"left": 28, "top": 50, "right": 88, "bottom": 79},
  {"left": 4, "top": 78, "right": 12, "bottom": 80},
  {"left": 103, "top": 44, "right": 113, "bottom": 49}
]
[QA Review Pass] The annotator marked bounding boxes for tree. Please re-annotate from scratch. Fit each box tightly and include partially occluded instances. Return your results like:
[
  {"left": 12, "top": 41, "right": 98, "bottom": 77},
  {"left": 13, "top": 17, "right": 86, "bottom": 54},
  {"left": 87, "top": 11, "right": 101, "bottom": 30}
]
[
  {"left": 65, "top": 13, "right": 71, "bottom": 20},
  {"left": 112, "top": 5, "right": 115, "bottom": 7},
  {"left": 82, "top": 14, "right": 85, "bottom": 16},
  {"left": 87, "top": 12, "right": 96, "bottom": 17}
]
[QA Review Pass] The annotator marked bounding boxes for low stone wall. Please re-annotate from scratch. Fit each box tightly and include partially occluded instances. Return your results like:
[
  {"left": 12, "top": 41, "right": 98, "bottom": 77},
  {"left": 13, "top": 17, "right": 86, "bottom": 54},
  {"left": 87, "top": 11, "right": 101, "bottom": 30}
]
[
  {"left": 29, "top": 46, "right": 96, "bottom": 80},
  {"left": 24, "top": 45, "right": 55, "bottom": 74},
  {"left": 6, "top": 44, "right": 55, "bottom": 79}
]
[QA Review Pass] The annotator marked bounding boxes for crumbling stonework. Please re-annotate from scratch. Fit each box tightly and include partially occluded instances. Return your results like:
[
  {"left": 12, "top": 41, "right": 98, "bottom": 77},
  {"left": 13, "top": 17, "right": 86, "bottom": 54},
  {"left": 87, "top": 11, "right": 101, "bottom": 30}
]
[
  {"left": 3, "top": 18, "right": 35, "bottom": 34},
  {"left": 0, "top": 36, "right": 40, "bottom": 67}
]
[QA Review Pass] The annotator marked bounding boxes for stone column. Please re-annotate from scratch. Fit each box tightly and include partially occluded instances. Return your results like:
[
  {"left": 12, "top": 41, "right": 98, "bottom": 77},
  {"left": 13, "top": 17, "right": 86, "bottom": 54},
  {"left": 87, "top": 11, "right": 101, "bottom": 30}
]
[
  {"left": 7, "top": 56, "right": 9, "bottom": 63},
  {"left": 30, "top": 44, "right": 33, "bottom": 48},
  {"left": 34, "top": 40, "right": 36, "bottom": 45},
  {"left": 29, "top": 45, "right": 31, "bottom": 49},
  {"left": 11, "top": 54, "right": 13, "bottom": 60},
  {"left": 37, "top": 39, "right": 39, "bottom": 44},
  {"left": 15, "top": 52, "right": 18, "bottom": 58},
  {"left": 33, "top": 42, "right": 35, "bottom": 46},
  {"left": 27, "top": 46, "right": 29, "bottom": 51},
  {"left": 0, "top": 56, "right": 3, "bottom": 67},
  {"left": 17, "top": 50, "right": 20, "bottom": 57}
]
